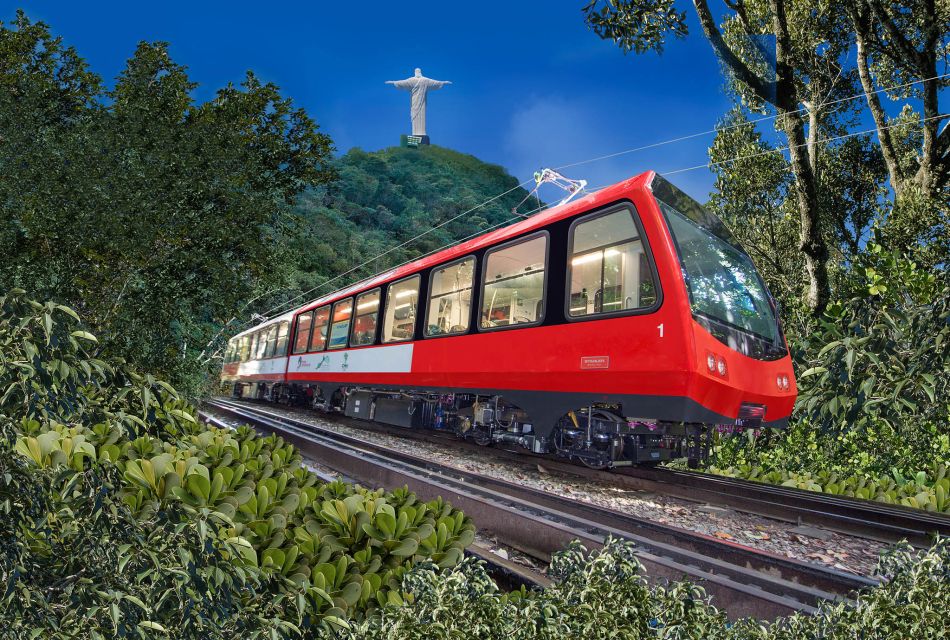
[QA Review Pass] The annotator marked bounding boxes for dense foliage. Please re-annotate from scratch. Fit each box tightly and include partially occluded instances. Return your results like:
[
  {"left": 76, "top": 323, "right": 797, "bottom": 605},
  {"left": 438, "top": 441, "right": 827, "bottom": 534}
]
[
  {"left": 0, "top": 290, "right": 474, "bottom": 637},
  {"left": 703, "top": 251, "right": 950, "bottom": 508},
  {"left": 0, "top": 12, "right": 335, "bottom": 395},
  {"left": 346, "top": 537, "right": 950, "bottom": 639}
]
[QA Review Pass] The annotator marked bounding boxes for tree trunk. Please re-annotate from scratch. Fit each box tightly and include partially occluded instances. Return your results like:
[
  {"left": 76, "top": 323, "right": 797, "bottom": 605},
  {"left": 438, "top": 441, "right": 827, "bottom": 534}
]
[
  {"left": 851, "top": 6, "right": 907, "bottom": 198},
  {"left": 770, "top": 0, "right": 830, "bottom": 315},
  {"left": 693, "top": 0, "right": 832, "bottom": 315}
]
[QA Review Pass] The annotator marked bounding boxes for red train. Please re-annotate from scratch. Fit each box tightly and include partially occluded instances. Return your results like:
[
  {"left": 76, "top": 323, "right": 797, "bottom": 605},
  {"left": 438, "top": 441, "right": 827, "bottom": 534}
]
[{"left": 221, "top": 171, "right": 796, "bottom": 467}]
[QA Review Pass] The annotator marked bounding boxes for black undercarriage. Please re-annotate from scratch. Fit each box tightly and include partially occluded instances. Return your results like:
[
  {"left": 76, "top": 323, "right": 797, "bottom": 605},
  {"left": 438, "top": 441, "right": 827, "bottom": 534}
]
[{"left": 230, "top": 381, "right": 731, "bottom": 468}]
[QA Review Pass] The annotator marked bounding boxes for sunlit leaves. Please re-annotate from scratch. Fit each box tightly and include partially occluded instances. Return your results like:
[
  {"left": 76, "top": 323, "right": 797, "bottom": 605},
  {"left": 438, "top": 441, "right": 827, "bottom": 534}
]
[{"left": 581, "top": 0, "right": 688, "bottom": 55}]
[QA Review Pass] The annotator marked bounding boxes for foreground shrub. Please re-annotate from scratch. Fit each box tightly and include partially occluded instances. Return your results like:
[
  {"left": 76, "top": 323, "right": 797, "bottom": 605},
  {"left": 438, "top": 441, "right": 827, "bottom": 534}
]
[
  {"left": 348, "top": 537, "right": 950, "bottom": 639},
  {"left": 701, "top": 255, "right": 949, "bottom": 510},
  {"left": 794, "top": 249, "right": 949, "bottom": 438},
  {"left": 0, "top": 289, "right": 474, "bottom": 636},
  {"left": 704, "top": 422, "right": 950, "bottom": 512}
]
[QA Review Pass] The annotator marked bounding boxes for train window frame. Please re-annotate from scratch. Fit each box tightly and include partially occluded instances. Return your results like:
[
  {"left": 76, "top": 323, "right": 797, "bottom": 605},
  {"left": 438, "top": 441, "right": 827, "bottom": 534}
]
[
  {"left": 309, "top": 305, "right": 331, "bottom": 352},
  {"left": 264, "top": 324, "right": 278, "bottom": 358},
  {"left": 477, "top": 230, "right": 550, "bottom": 333},
  {"left": 424, "top": 255, "right": 476, "bottom": 338},
  {"left": 257, "top": 330, "right": 270, "bottom": 360},
  {"left": 327, "top": 298, "right": 354, "bottom": 350},
  {"left": 275, "top": 321, "right": 290, "bottom": 357},
  {"left": 350, "top": 288, "right": 381, "bottom": 347},
  {"left": 256, "top": 330, "right": 264, "bottom": 359},
  {"left": 382, "top": 274, "right": 421, "bottom": 343},
  {"left": 563, "top": 202, "right": 663, "bottom": 323},
  {"left": 292, "top": 311, "right": 314, "bottom": 355}
]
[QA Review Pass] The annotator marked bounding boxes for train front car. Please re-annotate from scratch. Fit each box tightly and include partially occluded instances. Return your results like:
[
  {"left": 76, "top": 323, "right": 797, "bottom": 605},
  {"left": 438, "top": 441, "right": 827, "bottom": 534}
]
[
  {"left": 645, "top": 174, "right": 796, "bottom": 453},
  {"left": 531, "top": 171, "right": 797, "bottom": 468}
]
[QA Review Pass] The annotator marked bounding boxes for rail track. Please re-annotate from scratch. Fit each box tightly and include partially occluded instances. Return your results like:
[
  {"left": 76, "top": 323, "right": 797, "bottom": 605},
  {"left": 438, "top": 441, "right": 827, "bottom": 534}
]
[
  {"left": 213, "top": 397, "right": 950, "bottom": 547},
  {"left": 202, "top": 398, "right": 879, "bottom": 621}
]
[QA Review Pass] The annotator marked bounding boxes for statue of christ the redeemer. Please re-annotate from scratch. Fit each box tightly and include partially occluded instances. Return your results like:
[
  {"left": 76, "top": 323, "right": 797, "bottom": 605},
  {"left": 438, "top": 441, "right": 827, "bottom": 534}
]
[{"left": 385, "top": 68, "right": 451, "bottom": 140}]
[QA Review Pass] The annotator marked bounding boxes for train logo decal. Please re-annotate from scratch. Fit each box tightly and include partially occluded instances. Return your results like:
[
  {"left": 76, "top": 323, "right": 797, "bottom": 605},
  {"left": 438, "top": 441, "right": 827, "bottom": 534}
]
[
  {"left": 580, "top": 356, "right": 610, "bottom": 370},
  {"left": 288, "top": 344, "right": 413, "bottom": 374}
]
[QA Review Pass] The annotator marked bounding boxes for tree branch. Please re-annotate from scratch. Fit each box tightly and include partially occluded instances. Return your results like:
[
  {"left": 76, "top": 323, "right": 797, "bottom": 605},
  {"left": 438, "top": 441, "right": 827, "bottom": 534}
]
[
  {"left": 849, "top": 4, "right": 906, "bottom": 195},
  {"left": 724, "top": 0, "right": 751, "bottom": 31},
  {"left": 866, "top": 0, "right": 927, "bottom": 70},
  {"left": 692, "top": 0, "right": 773, "bottom": 105}
]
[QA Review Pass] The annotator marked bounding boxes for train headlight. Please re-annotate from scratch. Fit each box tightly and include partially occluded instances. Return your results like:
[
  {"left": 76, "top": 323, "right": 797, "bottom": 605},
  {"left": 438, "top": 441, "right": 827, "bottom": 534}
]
[
  {"left": 776, "top": 375, "right": 784, "bottom": 389},
  {"left": 782, "top": 375, "right": 789, "bottom": 390},
  {"left": 716, "top": 357, "right": 727, "bottom": 376},
  {"left": 707, "top": 354, "right": 716, "bottom": 372}
]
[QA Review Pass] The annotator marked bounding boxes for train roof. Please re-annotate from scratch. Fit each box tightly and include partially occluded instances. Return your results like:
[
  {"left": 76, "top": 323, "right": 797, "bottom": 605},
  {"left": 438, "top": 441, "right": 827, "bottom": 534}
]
[
  {"left": 233, "top": 170, "right": 655, "bottom": 340},
  {"left": 231, "top": 308, "right": 296, "bottom": 340},
  {"left": 296, "top": 170, "right": 654, "bottom": 315}
]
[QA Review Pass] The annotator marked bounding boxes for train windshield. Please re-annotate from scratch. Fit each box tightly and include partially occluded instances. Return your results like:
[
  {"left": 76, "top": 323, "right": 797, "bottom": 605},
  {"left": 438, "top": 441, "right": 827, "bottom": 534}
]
[{"left": 651, "top": 176, "right": 786, "bottom": 360}]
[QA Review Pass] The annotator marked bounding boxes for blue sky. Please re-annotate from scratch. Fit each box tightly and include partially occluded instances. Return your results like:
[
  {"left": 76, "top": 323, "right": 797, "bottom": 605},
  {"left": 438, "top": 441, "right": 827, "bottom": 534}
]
[{"left": 13, "top": 2, "right": 750, "bottom": 201}]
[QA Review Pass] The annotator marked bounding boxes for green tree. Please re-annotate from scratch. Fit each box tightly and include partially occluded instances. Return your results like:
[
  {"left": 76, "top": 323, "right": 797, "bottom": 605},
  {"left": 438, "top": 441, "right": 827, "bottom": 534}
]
[
  {"left": 847, "top": 1, "right": 950, "bottom": 203},
  {"left": 256, "top": 145, "right": 533, "bottom": 325},
  {"left": 583, "top": 1, "right": 948, "bottom": 280},
  {"left": 847, "top": 1, "right": 950, "bottom": 266},
  {"left": 584, "top": 0, "right": 848, "bottom": 315},
  {"left": 0, "top": 12, "right": 335, "bottom": 393}
]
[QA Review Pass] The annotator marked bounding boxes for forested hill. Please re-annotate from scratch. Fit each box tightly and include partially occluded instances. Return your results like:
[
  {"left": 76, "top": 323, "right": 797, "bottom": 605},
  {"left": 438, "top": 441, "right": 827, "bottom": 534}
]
[{"left": 284, "top": 145, "right": 535, "bottom": 299}]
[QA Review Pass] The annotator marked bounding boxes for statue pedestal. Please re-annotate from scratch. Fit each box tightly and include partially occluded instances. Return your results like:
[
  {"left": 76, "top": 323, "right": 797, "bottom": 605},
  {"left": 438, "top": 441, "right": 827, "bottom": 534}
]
[{"left": 401, "top": 134, "right": 430, "bottom": 147}]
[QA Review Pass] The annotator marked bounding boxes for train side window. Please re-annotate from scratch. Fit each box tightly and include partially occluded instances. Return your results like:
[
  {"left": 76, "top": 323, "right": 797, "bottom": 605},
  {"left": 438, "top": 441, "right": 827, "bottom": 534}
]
[
  {"left": 264, "top": 325, "right": 278, "bottom": 358},
  {"left": 239, "top": 336, "right": 249, "bottom": 362},
  {"left": 382, "top": 275, "right": 420, "bottom": 342},
  {"left": 351, "top": 289, "right": 381, "bottom": 346},
  {"left": 292, "top": 312, "right": 313, "bottom": 354},
  {"left": 309, "top": 306, "right": 330, "bottom": 351},
  {"left": 328, "top": 299, "right": 353, "bottom": 350},
  {"left": 275, "top": 321, "right": 290, "bottom": 356},
  {"left": 255, "top": 330, "right": 269, "bottom": 360},
  {"left": 426, "top": 256, "right": 475, "bottom": 336},
  {"left": 248, "top": 332, "right": 259, "bottom": 360},
  {"left": 567, "top": 208, "right": 658, "bottom": 317},
  {"left": 480, "top": 234, "right": 548, "bottom": 329}
]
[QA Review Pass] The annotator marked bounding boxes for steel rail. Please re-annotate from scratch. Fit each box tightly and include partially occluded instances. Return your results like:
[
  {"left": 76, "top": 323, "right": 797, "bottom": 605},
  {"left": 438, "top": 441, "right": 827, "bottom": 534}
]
[
  {"left": 615, "top": 466, "right": 950, "bottom": 548},
  {"left": 202, "top": 399, "right": 878, "bottom": 621}
]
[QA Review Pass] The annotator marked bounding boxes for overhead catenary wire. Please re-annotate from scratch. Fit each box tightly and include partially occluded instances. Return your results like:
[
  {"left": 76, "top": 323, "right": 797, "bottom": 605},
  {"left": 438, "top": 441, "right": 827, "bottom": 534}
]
[
  {"left": 246, "top": 178, "right": 535, "bottom": 324},
  {"left": 554, "top": 71, "right": 950, "bottom": 172},
  {"left": 662, "top": 111, "right": 949, "bottom": 177},
  {"left": 228, "top": 73, "right": 949, "bottom": 336}
]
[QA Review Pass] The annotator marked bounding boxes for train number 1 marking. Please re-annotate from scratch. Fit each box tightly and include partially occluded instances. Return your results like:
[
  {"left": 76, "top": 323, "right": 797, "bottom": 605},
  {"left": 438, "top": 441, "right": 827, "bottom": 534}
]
[{"left": 657, "top": 323, "right": 664, "bottom": 338}]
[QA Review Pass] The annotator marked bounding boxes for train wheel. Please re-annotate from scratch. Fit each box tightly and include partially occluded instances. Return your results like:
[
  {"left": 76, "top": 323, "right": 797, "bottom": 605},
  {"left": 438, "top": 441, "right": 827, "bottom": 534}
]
[
  {"left": 579, "top": 456, "right": 610, "bottom": 471},
  {"left": 473, "top": 426, "right": 493, "bottom": 446}
]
